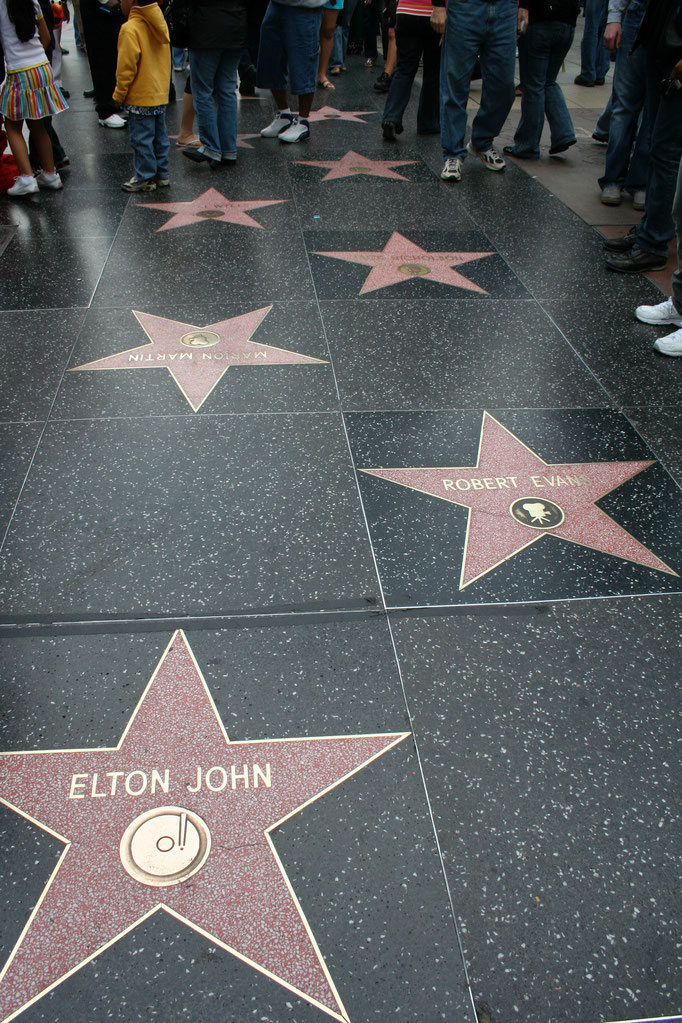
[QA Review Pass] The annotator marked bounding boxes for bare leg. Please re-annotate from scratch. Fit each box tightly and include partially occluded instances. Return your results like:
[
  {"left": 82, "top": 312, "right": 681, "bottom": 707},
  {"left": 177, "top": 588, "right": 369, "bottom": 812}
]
[
  {"left": 27, "top": 119, "right": 55, "bottom": 173},
  {"left": 271, "top": 89, "right": 289, "bottom": 110},
  {"left": 384, "top": 28, "right": 396, "bottom": 76},
  {"left": 177, "top": 90, "right": 199, "bottom": 144},
  {"left": 298, "top": 93, "right": 314, "bottom": 119},
  {"left": 4, "top": 119, "right": 32, "bottom": 175},
  {"left": 317, "top": 9, "right": 339, "bottom": 86}
]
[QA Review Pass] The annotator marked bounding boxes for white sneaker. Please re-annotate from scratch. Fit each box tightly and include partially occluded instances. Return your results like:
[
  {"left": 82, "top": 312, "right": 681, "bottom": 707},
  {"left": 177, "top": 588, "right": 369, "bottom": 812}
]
[
  {"left": 635, "top": 297, "right": 682, "bottom": 326},
  {"left": 466, "top": 141, "right": 505, "bottom": 171},
  {"left": 260, "top": 112, "right": 295, "bottom": 138},
  {"left": 631, "top": 189, "right": 646, "bottom": 211},
  {"left": 600, "top": 184, "right": 622, "bottom": 205},
  {"left": 36, "top": 170, "right": 63, "bottom": 190},
  {"left": 653, "top": 328, "right": 682, "bottom": 356},
  {"left": 7, "top": 175, "right": 39, "bottom": 196},
  {"left": 441, "top": 157, "right": 462, "bottom": 181},
  {"left": 99, "top": 113, "right": 126, "bottom": 129},
  {"left": 279, "top": 117, "right": 310, "bottom": 143}
]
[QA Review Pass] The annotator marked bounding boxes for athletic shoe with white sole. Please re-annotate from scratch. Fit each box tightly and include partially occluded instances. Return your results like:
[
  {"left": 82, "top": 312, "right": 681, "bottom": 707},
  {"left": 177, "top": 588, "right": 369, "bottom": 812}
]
[
  {"left": 635, "top": 297, "right": 682, "bottom": 326},
  {"left": 466, "top": 141, "right": 505, "bottom": 171},
  {"left": 279, "top": 117, "right": 310, "bottom": 143},
  {"left": 631, "top": 189, "right": 646, "bottom": 210},
  {"left": 121, "top": 176, "right": 157, "bottom": 192},
  {"left": 260, "top": 112, "right": 295, "bottom": 137},
  {"left": 653, "top": 328, "right": 682, "bottom": 356},
  {"left": 440, "top": 157, "right": 462, "bottom": 181},
  {"left": 36, "top": 170, "right": 63, "bottom": 190},
  {"left": 99, "top": 113, "right": 126, "bottom": 129},
  {"left": 7, "top": 175, "right": 39, "bottom": 196},
  {"left": 600, "top": 184, "right": 622, "bottom": 205}
]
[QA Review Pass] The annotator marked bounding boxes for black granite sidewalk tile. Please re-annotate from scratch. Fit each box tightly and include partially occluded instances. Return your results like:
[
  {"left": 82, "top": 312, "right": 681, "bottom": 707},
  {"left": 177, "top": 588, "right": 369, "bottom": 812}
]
[
  {"left": 390, "top": 597, "right": 682, "bottom": 1023},
  {"left": 0, "top": 622, "right": 473, "bottom": 1022},
  {"left": 0, "top": 310, "right": 85, "bottom": 423},
  {"left": 0, "top": 414, "right": 380, "bottom": 619},
  {"left": 0, "top": 424, "right": 42, "bottom": 540},
  {"left": 625, "top": 406, "right": 682, "bottom": 487},
  {"left": 0, "top": 233, "right": 113, "bottom": 311},
  {"left": 345, "top": 408, "right": 682, "bottom": 608},
  {"left": 321, "top": 299, "right": 609, "bottom": 410},
  {"left": 544, "top": 298, "right": 682, "bottom": 408},
  {"left": 2, "top": 188, "right": 129, "bottom": 238}
]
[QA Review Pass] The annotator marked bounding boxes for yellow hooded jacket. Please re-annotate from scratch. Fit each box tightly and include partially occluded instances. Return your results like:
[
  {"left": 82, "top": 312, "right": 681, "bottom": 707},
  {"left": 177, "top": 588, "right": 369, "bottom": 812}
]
[{"left": 113, "top": 3, "right": 171, "bottom": 108}]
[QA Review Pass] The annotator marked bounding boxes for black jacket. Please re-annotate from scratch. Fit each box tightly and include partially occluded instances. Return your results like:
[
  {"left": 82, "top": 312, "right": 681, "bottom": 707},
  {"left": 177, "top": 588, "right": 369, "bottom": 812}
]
[
  {"left": 527, "top": 0, "right": 580, "bottom": 26},
  {"left": 188, "top": 0, "right": 247, "bottom": 50},
  {"left": 635, "top": 0, "right": 682, "bottom": 73}
]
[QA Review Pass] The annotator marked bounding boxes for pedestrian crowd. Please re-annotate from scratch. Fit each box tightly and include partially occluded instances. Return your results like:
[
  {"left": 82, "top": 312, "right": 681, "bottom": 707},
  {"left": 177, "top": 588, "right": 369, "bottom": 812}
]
[{"left": 0, "top": 0, "right": 682, "bottom": 354}]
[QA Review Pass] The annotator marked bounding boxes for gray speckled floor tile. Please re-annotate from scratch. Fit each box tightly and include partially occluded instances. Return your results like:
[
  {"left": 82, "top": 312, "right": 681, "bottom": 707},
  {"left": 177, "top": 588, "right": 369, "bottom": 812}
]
[
  {"left": 0, "top": 415, "right": 379, "bottom": 618},
  {"left": 321, "top": 299, "right": 609, "bottom": 410},
  {"left": 53, "top": 302, "right": 337, "bottom": 418},
  {"left": 544, "top": 298, "right": 682, "bottom": 407},
  {"left": 625, "top": 406, "right": 682, "bottom": 487},
  {"left": 0, "top": 226, "right": 16, "bottom": 259},
  {"left": 346, "top": 408, "right": 682, "bottom": 607},
  {"left": 0, "top": 234, "right": 113, "bottom": 311},
  {"left": 0, "top": 423, "right": 42, "bottom": 538},
  {"left": 0, "top": 624, "right": 472, "bottom": 1022},
  {"left": 390, "top": 597, "right": 682, "bottom": 1023},
  {"left": 306, "top": 228, "right": 528, "bottom": 300},
  {"left": 0, "top": 310, "right": 85, "bottom": 422},
  {"left": 2, "top": 188, "right": 129, "bottom": 238}
]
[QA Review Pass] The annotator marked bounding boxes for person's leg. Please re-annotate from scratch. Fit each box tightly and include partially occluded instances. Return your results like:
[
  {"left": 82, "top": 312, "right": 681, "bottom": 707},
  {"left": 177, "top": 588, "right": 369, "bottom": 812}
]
[
  {"left": 172, "top": 47, "right": 186, "bottom": 69},
  {"left": 364, "top": 0, "right": 379, "bottom": 60},
  {"left": 543, "top": 22, "right": 576, "bottom": 149},
  {"left": 594, "top": 93, "right": 612, "bottom": 139},
  {"left": 382, "top": 14, "right": 421, "bottom": 131},
  {"left": 80, "top": 0, "right": 123, "bottom": 119},
  {"left": 440, "top": 0, "right": 482, "bottom": 159},
  {"left": 635, "top": 59, "right": 682, "bottom": 257},
  {"left": 384, "top": 26, "right": 396, "bottom": 76},
  {"left": 153, "top": 110, "right": 170, "bottom": 178},
  {"left": 127, "top": 113, "right": 156, "bottom": 180},
  {"left": 510, "top": 22, "right": 547, "bottom": 157},
  {"left": 257, "top": 1, "right": 290, "bottom": 104},
  {"left": 188, "top": 49, "right": 222, "bottom": 158},
  {"left": 318, "top": 8, "right": 339, "bottom": 83},
  {"left": 4, "top": 118, "right": 32, "bottom": 175},
  {"left": 671, "top": 158, "right": 682, "bottom": 314},
  {"left": 278, "top": 5, "right": 322, "bottom": 138},
  {"left": 470, "top": 0, "right": 517, "bottom": 153},
  {"left": 178, "top": 79, "right": 199, "bottom": 145},
  {"left": 598, "top": 6, "right": 647, "bottom": 190},
  {"left": 417, "top": 17, "right": 441, "bottom": 133},
  {"left": 214, "top": 49, "right": 240, "bottom": 158},
  {"left": 579, "top": 0, "right": 606, "bottom": 83}
]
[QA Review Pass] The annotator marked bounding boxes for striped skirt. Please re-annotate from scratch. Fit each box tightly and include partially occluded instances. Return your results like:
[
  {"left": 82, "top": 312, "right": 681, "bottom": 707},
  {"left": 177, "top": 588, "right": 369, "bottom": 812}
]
[{"left": 0, "top": 62, "right": 68, "bottom": 121}]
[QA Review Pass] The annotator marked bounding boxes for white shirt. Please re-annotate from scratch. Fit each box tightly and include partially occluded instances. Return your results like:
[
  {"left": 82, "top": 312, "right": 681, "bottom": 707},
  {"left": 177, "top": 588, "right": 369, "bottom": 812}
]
[{"left": 0, "top": 0, "right": 48, "bottom": 73}]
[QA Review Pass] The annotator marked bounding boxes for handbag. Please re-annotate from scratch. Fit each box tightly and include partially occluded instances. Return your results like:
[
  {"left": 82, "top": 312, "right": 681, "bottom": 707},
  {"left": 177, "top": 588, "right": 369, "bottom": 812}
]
[{"left": 164, "top": 0, "right": 190, "bottom": 50}]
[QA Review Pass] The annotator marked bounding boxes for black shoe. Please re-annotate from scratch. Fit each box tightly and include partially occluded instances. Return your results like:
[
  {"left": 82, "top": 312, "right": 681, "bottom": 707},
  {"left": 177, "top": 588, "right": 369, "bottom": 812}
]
[
  {"left": 373, "top": 71, "right": 391, "bottom": 93},
  {"left": 574, "top": 74, "right": 595, "bottom": 86},
  {"left": 594, "top": 77, "right": 605, "bottom": 85},
  {"left": 502, "top": 144, "right": 536, "bottom": 159},
  {"left": 605, "top": 247, "right": 668, "bottom": 273},
  {"left": 382, "top": 120, "right": 397, "bottom": 141},
  {"left": 549, "top": 139, "right": 576, "bottom": 155},
  {"left": 417, "top": 126, "right": 440, "bottom": 135},
  {"left": 60, "top": 88, "right": 70, "bottom": 99},
  {"left": 602, "top": 226, "right": 638, "bottom": 252},
  {"left": 592, "top": 131, "right": 608, "bottom": 144},
  {"left": 182, "top": 147, "right": 220, "bottom": 169},
  {"left": 83, "top": 88, "right": 95, "bottom": 98}
]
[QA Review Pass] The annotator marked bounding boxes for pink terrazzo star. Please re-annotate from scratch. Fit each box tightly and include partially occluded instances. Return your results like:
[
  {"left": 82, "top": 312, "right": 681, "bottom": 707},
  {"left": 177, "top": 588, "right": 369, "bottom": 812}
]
[
  {"left": 0, "top": 632, "right": 408, "bottom": 1023},
  {"left": 296, "top": 150, "right": 418, "bottom": 182},
  {"left": 70, "top": 306, "right": 326, "bottom": 411},
  {"left": 361, "top": 411, "right": 677, "bottom": 589},
  {"left": 138, "top": 187, "right": 287, "bottom": 231},
  {"left": 237, "top": 133, "right": 261, "bottom": 149},
  {"left": 314, "top": 231, "right": 494, "bottom": 294},
  {"left": 306, "top": 106, "right": 375, "bottom": 124}
]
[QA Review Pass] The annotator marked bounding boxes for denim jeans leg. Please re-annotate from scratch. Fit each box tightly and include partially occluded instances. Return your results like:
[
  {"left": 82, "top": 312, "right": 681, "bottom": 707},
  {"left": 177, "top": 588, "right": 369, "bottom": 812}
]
[
  {"left": 595, "top": 94, "right": 612, "bottom": 137},
  {"left": 580, "top": 0, "right": 608, "bottom": 82},
  {"left": 440, "top": 1, "right": 483, "bottom": 158},
  {"left": 513, "top": 26, "right": 548, "bottom": 156},
  {"left": 636, "top": 58, "right": 682, "bottom": 256},
  {"left": 417, "top": 24, "right": 441, "bottom": 132},
  {"left": 153, "top": 111, "right": 170, "bottom": 178},
  {"left": 543, "top": 24, "right": 575, "bottom": 147},
  {"left": 598, "top": 7, "right": 647, "bottom": 190},
  {"left": 470, "top": 0, "right": 517, "bottom": 152},
  {"left": 671, "top": 158, "right": 682, "bottom": 314},
  {"left": 214, "top": 49, "right": 240, "bottom": 156},
  {"left": 128, "top": 113, "right": 157, "bottom": 180},
  {"left": 382, "top": 14, "right": 422, "bottom": 129},
  {"left": 189, "top": 49, "right": 222, "bottom": 158}
]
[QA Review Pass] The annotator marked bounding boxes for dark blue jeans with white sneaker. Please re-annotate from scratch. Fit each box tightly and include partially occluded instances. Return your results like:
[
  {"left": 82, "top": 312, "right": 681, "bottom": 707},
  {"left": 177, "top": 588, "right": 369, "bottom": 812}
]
[
  {"left": 128, "top": 110, "right": 169, "bottom": 181},
  {"left": 440, "top": 0, "right": 517, "bottom": 161},
  {"left": 189, "top": 48, "right": 241, "bottom": 160},
  {"left": 579, "top": 0, "right": 609, "bottom": 83},
  {"left": 598, "top": 1, "right": 649, "bottom": 193},
  {"left": 511, "top": 20, "right": 575, "bottom": 157},
  {"left": 636, "top": 56, "right": 682, "bottom": 258}
]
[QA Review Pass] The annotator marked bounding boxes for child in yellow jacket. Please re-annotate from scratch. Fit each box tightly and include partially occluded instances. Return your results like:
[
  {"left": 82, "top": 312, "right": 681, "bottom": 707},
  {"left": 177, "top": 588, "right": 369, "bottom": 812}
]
[{"left": 114, "top": 0, "right": 171, "bottom": 191}]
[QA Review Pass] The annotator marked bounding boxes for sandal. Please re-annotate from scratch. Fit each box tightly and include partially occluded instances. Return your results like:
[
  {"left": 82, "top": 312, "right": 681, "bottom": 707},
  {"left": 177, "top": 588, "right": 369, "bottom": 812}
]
[
  {"left": 176, "top": 135, "right": 201, "bottom": 148},
  {"left": 317, "top": 78, "right": 335, "bottom": 90},
  {"left": 328, "top": 66, "right": 342, "bottom": 75}
]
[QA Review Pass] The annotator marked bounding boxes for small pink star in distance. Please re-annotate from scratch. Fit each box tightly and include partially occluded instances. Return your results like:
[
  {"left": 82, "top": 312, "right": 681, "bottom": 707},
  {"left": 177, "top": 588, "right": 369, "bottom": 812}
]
[
  {"left": 314, "top": 231, "right": 495, "bottom": 294},
  {"left": 138, "top": 187, "right": 287, "bottom": 231},
  {"left": 295, "top": 150, "right": 418, "bottom": 182},
  {"left": 306, "top": 106, "right": 375, "bottom": 124},
  {"left": 237, "top": 133, "right": 261, "bottom": 149}
]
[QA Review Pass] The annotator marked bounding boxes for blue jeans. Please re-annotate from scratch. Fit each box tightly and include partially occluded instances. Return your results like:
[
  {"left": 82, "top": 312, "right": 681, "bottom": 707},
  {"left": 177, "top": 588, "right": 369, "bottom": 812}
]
[
  {"left": 382, "top": 13, "right": 440, "bottom": 133},
  {"left": 440, "top": 0, "right": 517, "bottom": 160},
  {"left": 330, "top": 0, "right": 360, "bottom": 68},
  {"left": 257, "top": 2, "right": 322, "bottom": 96},
  {"left": 172, "top": 47, "right": 187, "bottom": 68},
  {"left": 188, "top": 48, "right": 241, "bottom": 159},
  {"left": 579, "top": 0, "right": 610, "bottom": 83},
  {"left": 127, "top": 110, "right": 169, "bottom": 181},
  {"left": 512, "top": 20, "right": 575, "bottom": 157},
  {"left": 598, "top": 2, "right": 648, "bottom": 192},
  {"left": 636, "top": 55, "right": 682, "bottom": 257}
]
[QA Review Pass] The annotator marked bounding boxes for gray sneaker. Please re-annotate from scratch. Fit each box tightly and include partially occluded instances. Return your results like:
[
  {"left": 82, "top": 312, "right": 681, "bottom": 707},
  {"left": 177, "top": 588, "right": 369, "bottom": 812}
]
[
  {"left": 600, "top": 184, "right": 622, "bottom": 205},
  {"left": 631, "top": 189, "right": 646, "bottom": 210},
  {"left": 440, "top": 157, "right": 462, "bottom": 181},
  {"left": 635, "top": 297, "right": 682, "bottom": 326},
  {"left": 653, "top": 328, "right": 682, "bottom": 356}
]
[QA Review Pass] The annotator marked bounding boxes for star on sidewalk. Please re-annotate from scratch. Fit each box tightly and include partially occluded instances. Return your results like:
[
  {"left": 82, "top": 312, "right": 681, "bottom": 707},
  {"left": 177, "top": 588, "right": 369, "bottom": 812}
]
[
  {"left": 361, "top": 412, "right": 678, "bottom": 589},
  {"left": 69, "top": 306, "right": 326, "bottom": 411},
  {"left": 306, "top": 106, "right": 375, "bottom": 124},
  {"left": 0, "top": 631, "right": 408, "bottom": 1023},
  {"left": 296, "top": 150, "right": 418, "bottom": 182},
  {"left": 138, "top": 187, "right": 287, "bottom": 231},
  {"left": 314, "top": 231, "right": 494, "bottom": 294},
  {"left": 237, "top": 133, "right": 261, "bottom": 149}
]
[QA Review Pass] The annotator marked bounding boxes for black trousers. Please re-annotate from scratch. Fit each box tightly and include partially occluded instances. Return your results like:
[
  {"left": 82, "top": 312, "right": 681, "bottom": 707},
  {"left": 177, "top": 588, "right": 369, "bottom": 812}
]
[
  {"left": 382, "top": 14, "right": 441, "bottom": 133},
  {"left": 80, "top": 0, "right": 124, "bottom": 118}
]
